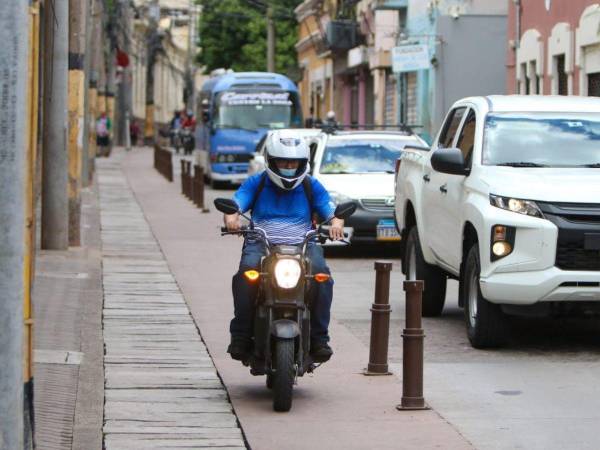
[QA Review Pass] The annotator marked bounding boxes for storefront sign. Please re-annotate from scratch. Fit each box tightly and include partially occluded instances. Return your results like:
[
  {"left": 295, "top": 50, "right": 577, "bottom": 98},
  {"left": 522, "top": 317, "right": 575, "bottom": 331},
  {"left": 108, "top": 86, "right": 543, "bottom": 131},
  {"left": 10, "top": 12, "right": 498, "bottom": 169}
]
[
  {"left": 220, "top": 92, "right": 292, "bottom": 106},
  {"left": 392, "top": 45, "right": 430, "bottom": 73}
]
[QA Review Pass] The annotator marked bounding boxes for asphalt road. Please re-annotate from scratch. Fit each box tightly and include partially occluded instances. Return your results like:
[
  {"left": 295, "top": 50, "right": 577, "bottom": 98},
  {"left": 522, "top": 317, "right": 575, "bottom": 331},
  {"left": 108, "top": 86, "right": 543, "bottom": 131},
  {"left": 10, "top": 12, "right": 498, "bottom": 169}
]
[
  {"left": 145, "top": 150, "right": 600, "bottom": 449},
  {"left": 211, "top": 182, "right": 600, "bottom": 450}
]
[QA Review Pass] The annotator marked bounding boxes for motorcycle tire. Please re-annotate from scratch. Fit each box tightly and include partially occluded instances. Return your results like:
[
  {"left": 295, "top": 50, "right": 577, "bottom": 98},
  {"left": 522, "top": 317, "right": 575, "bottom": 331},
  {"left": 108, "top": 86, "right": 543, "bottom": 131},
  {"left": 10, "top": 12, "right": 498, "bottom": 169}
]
[{"left": 273, "top": 338, "right": 295, "bottom": 412}]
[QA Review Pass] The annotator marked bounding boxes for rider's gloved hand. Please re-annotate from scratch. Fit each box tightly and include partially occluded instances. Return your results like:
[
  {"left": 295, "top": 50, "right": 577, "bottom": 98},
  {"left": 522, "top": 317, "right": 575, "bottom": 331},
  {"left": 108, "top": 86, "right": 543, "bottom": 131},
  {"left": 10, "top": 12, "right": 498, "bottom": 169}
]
[
  {"left": 329, "top": 218, "right": 344, "bottom": 240},
  {"left": 225, "top": 213, "right": 242, "bottom": 232}
]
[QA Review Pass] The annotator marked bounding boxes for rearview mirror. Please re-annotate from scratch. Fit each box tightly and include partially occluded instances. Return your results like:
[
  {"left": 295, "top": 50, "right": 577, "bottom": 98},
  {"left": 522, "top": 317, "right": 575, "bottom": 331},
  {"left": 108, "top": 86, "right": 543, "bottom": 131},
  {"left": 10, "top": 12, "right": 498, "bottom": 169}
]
[
  {"left": 334, "top": 202, "right": 357, "bottom": 220},
  {"left": 214, "top": 198, "right": 239, "bottom": 215},
  {"left": 431, "top": 148, "right": 470, "bottom": 176}
]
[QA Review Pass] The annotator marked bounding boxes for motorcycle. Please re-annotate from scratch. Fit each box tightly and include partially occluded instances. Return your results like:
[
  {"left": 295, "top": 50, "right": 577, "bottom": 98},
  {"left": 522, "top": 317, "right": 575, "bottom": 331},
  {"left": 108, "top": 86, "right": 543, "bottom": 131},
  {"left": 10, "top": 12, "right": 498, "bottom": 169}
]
[
  {"left": 181, "top": 128, "right": 195, "bottom": 155},
  {"left": 214, "top": 198, "right": 356, "bottom": 412},
  {"left": 171, "top": 128, "right": 182, "bottom": 154}
]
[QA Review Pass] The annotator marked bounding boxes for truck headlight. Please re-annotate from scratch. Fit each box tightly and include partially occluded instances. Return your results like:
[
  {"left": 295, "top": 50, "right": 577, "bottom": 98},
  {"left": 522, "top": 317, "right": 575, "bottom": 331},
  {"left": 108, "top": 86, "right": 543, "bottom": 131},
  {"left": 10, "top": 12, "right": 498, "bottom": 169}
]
[
  {"left": 489, "top": 195, "right": 543, "bottom": 218},
  {"left": 490, "top": 225, "right": 516, "bottom": 261},
  {"left": 274, "top": 259, "right": 302, "bottom": 289}
]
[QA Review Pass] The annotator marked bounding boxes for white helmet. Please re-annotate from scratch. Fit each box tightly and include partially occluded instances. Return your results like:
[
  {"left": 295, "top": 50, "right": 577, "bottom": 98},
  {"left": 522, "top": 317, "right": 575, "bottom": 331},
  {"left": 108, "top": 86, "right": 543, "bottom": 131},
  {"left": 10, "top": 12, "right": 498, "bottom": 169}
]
[{"left": 265, "top": 130, "right": 310, "bottom": 190}]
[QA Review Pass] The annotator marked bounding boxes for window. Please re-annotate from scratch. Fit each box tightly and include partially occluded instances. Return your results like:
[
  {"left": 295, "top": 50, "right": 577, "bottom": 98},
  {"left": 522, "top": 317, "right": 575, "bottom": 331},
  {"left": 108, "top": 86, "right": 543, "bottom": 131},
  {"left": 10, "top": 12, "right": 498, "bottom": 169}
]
[
  {"left": 588, "top": 73, "right": 600, "bottom": 97},
  {"left": 483, "top": 112, "right": 600, "bottom": 167},
  {"left": 438, "top": 107, "right": 466, "bottom": 148},
  {"left": 456, "top": 110, "right": 476, "bottom": 167},
  {"left": 557, "top": 55, "right": 568, "bottom": 95}
]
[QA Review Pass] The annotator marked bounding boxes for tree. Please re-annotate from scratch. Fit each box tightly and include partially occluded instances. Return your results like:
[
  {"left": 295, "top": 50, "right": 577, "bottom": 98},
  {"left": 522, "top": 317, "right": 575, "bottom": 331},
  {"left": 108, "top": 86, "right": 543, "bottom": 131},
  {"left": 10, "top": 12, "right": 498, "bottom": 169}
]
[{"left": 196, "top": 0, "right": 302, "bottom": 79}]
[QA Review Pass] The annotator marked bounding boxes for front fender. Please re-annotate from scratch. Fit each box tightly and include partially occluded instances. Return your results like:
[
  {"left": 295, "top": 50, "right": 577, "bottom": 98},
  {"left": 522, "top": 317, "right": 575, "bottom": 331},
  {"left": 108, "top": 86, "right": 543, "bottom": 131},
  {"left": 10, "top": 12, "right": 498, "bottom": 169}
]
[{"left": 270, "top": 319, "right": 300, "bottom": 339}]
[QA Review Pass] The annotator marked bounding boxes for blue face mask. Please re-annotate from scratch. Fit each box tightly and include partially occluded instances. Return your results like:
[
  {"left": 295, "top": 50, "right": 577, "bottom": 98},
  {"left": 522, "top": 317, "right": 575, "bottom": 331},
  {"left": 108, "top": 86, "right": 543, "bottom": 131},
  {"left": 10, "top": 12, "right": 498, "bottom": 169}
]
[{"left": 280, "top": 168, "right": 297, "bottom": 177}]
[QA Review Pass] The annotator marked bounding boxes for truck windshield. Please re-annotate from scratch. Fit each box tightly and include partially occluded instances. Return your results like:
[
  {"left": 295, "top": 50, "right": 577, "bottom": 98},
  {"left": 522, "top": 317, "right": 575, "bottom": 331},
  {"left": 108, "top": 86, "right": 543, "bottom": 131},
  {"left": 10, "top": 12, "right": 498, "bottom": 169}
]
[
  {"left": 483, "top": 113, "right": 600, "bottom": 167},
  {"left": 213, "top": 91, "right": 301, "bottom": 131},
  {"left": 320, "top": 140, "right": 409, "bottom": 174}
]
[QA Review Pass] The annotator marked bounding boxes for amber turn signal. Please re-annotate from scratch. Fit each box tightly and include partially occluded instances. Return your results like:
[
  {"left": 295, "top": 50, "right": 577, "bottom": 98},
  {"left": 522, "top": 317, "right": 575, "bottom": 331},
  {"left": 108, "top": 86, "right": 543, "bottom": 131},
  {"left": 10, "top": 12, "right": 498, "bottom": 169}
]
[
  {"left": 244, "top": 270, "right": 260, "bottom": 282},
  {"left": 313, "top": 273, "right": 330, "bottom": 283}
]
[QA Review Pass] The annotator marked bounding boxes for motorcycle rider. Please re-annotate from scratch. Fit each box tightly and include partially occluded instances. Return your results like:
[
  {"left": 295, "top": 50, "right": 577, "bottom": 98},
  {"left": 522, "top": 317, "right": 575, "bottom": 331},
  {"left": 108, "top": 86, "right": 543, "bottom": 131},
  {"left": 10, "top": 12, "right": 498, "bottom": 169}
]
[{"left": 223, "top": 130, "right": 345, "bottom": 362}]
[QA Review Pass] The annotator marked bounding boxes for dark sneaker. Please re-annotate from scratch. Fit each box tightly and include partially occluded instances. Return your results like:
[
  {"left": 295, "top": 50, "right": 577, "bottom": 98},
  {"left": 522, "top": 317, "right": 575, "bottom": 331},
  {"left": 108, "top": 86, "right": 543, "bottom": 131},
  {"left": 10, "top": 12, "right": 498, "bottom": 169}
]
[
  {"left": 310, "top": 341, "right": 333, "bottom": 362},
  {"left": 227, "top": 336, "right": 252, "bottom": 361}
]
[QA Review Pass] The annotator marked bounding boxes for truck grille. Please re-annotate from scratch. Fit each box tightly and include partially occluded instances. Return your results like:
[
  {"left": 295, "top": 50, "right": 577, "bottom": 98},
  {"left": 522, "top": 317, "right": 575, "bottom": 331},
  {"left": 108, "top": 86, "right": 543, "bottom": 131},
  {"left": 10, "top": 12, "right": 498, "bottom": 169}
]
[
  {"left": 556, "top": 244, "right": 600, "bottom": 271},
  {"left": 361, "top": 198, "right": 394, "bottom": 211},
  {"left": 538, "top": 202, "right": 600, "bottom": 271},
  {"left": 217, "top": 153, "right": 253, "bottom": 163}
]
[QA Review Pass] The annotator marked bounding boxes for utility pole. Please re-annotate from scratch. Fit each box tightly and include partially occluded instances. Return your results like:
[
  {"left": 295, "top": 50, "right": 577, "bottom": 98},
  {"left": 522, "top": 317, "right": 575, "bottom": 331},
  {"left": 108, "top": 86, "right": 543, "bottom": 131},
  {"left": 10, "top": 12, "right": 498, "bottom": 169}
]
[
  {"left": 82, "top": 0, "right": 93, "bottom": 187},
  {"left": 0, "top": 0, "right": 28, "bottom": 448},
  {"left": 116, "top": 0, "right": 133, "bottom": 148},
  {"left": 42, "top": 0, "right": 70, "bottom": 250},
  {"left": 267, "top": 5, "right": 275, "bottom": 72},
  {"left": 145, "top": 0, "right": 161, "bottom": 145},
  {"left": 68, "top": 0, "right": 87, "bottom": 246}
]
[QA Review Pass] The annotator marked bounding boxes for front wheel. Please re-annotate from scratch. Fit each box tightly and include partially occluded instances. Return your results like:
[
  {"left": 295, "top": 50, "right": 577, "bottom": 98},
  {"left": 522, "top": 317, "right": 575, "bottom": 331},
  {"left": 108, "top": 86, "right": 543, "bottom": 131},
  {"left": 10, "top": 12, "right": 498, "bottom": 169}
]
[
  {"left": 404, "top": 226, "right": 447, "bottom": 316},
  {"left": 273, "top": 339, "right": 295, "bottom": 412},
  {"left": 462, "top": 244, "right": 507, "bottom": 348}
]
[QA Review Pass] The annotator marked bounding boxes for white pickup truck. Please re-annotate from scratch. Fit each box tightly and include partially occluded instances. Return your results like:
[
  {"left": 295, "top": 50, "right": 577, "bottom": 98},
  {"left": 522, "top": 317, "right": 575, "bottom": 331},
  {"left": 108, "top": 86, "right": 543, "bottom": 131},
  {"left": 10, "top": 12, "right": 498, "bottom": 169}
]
[{"left": 394, "top": 95, "right": 600, "bottom": 348}]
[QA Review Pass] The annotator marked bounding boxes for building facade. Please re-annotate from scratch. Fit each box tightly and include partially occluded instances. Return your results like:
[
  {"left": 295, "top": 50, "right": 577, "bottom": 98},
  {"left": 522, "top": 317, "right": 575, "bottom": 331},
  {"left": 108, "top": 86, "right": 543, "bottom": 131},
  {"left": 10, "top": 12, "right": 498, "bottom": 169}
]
[
  {"left": 295, "top": 0, "right": 507, "bottom": 141},
  {"left": 130, "top": 0, "right": 200, "bottom": 141},
  {"left": 507, "top": 0, "right": 600, "bottom": 97}
]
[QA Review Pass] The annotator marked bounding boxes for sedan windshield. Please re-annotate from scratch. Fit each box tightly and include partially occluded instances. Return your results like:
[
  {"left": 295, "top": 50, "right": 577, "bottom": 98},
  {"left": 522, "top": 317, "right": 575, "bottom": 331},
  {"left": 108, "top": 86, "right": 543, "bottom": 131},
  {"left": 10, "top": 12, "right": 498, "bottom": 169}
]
[
  {"left": 483, "top": 113, "right": 600, "bottom": 167},
  {"left": 319, "top": 139, "right": 411, "bottom": 174},
  {"left": 214, "top": 91, "right": 301, "bottom": 131}
]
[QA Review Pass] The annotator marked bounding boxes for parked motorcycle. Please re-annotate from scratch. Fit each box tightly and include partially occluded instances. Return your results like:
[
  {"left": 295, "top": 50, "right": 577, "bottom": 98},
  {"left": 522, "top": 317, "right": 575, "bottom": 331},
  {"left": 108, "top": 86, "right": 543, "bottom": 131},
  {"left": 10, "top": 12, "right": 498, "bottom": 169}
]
[{"left": 214, "top": 198, "right": 356, "bottom": 412}]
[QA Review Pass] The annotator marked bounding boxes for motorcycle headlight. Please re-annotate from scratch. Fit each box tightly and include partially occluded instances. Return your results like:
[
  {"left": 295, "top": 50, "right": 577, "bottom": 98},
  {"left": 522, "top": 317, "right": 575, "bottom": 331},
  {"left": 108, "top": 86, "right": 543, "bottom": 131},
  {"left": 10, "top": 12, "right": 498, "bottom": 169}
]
[
  {"left": 274, "top": 259, "right": 302, "bottom": 289},
  {"left": 489, "top": 194, "right": 543, "bottom": 218}
]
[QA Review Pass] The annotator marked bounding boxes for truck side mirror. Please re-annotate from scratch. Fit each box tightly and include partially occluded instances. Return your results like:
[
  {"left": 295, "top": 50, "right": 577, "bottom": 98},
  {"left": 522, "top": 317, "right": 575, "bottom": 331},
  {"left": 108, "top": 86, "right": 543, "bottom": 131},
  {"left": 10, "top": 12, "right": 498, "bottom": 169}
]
[{"left": 431, "top": 148, "right": 470, "bottom": 176}]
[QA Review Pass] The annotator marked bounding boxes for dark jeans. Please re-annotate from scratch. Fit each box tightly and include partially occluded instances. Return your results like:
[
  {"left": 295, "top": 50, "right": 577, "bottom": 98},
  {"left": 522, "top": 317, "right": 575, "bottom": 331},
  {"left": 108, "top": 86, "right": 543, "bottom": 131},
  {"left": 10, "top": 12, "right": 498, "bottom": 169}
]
[{"left": 231, "top": 241, "right": 333, "bottom": 343}]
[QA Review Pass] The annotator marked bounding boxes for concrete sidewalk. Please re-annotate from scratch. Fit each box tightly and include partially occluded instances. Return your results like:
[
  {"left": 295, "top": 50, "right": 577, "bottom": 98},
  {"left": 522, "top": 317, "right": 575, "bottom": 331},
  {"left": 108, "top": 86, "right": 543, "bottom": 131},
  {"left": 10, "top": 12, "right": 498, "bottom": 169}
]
[
  {"left": 33, "top": 180, "right": 104, "bottom": 450},
  {"left": 123, "top": 146, "right": 473, "bottom": 450}
]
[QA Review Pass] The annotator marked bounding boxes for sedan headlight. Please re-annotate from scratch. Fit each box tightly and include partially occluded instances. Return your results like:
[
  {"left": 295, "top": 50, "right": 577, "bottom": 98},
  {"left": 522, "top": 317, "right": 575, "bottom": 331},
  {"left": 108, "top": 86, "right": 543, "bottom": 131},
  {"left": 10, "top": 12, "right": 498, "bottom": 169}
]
[
  {"left": 329, "top": 191, "right": 353, "bottom": 205},
  {"left": 489, "top": 194, "right": 543, "bottom": 218},
  {"left": 274, "top": 259, "right": 302, "bottom": 289}
]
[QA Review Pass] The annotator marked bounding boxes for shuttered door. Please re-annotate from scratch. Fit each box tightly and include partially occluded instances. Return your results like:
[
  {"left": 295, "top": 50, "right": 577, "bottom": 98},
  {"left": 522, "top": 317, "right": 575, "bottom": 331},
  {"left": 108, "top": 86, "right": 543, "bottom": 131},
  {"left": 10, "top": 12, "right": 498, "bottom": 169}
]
[
  {"left": 384, "top": 71, "right": 396, "bottom": 125},
  {"left": 589, "top": 73, "right": 600, "bottom": 97},
  {"left": 406, "top": 72, "right": 417, "bottom": 126}
]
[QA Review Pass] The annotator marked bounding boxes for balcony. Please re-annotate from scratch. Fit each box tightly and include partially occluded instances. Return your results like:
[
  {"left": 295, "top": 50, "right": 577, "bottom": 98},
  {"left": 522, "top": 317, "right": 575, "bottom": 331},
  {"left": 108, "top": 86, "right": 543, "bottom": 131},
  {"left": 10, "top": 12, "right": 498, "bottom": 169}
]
[{"left": 326, "top": 20, "right": 363, "bottom": 52}]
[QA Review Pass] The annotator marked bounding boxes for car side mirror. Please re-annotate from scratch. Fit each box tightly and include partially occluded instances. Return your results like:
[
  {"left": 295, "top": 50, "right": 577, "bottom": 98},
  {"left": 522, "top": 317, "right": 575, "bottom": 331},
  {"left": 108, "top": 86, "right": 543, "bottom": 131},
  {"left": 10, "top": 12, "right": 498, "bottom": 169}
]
[
  {"left": 431, "top": 148, "right": 470, "bottom": 176},
  {"left": 334, "top": 202, "right": 356, "bottom": 220},
  {"left": 214, "top": 198, "right": 239, "bottom": 215}
]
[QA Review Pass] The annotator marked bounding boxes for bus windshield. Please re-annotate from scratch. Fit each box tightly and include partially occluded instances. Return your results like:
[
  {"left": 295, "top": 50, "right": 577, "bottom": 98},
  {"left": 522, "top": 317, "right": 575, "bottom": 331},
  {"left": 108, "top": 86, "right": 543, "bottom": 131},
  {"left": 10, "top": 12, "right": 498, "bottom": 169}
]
[{"left": 213, "top": 91, "right": 301, "bottom": 131}]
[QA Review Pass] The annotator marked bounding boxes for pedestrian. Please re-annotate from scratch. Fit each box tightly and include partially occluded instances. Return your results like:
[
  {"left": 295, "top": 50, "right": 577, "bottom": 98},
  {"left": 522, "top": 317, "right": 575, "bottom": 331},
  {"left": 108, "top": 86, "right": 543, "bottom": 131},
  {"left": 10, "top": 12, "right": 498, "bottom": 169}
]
[
  {"left": 305, "top": 107, "right": 315, "bottom": 128},
  {"left": 129, "top": 119, "right": 140, "bottom": 147},
  {"left": 96, "top": 112, "right": 112, "bottom": 157}
]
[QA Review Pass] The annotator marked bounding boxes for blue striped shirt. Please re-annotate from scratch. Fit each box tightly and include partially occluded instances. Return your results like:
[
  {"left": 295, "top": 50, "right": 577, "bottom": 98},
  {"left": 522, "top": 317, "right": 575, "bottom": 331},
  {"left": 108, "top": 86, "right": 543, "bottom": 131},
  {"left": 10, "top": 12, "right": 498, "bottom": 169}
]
[{"left": 233, "top": 173, "right": 336, "bottom": 245}]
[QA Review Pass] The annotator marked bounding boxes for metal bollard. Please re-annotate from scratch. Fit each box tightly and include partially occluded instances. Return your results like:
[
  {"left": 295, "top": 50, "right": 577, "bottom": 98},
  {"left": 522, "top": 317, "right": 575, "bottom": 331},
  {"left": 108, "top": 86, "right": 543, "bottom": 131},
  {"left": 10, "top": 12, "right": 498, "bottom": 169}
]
[
  {"left": 185, "top": 161, "right": 192, "bottom": 198},
  {"left": 167, "top": 151, "right": 173, "bottom": 182},
  {"left": 397, "top": 280, "right": 429, "bottom": 411},
  {"left": 365, "top": 261, "right": 393, "bottom": 375},
  {"left": 194, "top": 165, "right": 209, "bottom": 212},
  {"left": 180, "top": 159, "right": 186, "bottom": 195}
]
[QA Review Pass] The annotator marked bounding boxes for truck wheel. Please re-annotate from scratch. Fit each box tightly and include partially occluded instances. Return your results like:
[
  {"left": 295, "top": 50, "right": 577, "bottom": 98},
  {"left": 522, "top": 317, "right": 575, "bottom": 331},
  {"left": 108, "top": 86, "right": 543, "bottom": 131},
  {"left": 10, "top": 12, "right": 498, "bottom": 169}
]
[
  {"left": 462, "top": 244, "right": 507, "bottom": 348},
  {"left": 404, "top": 227, "right": 446, "bottom": 316},
  {"left": 273, "top": 338, "right": 295, "bottom": 412}
]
